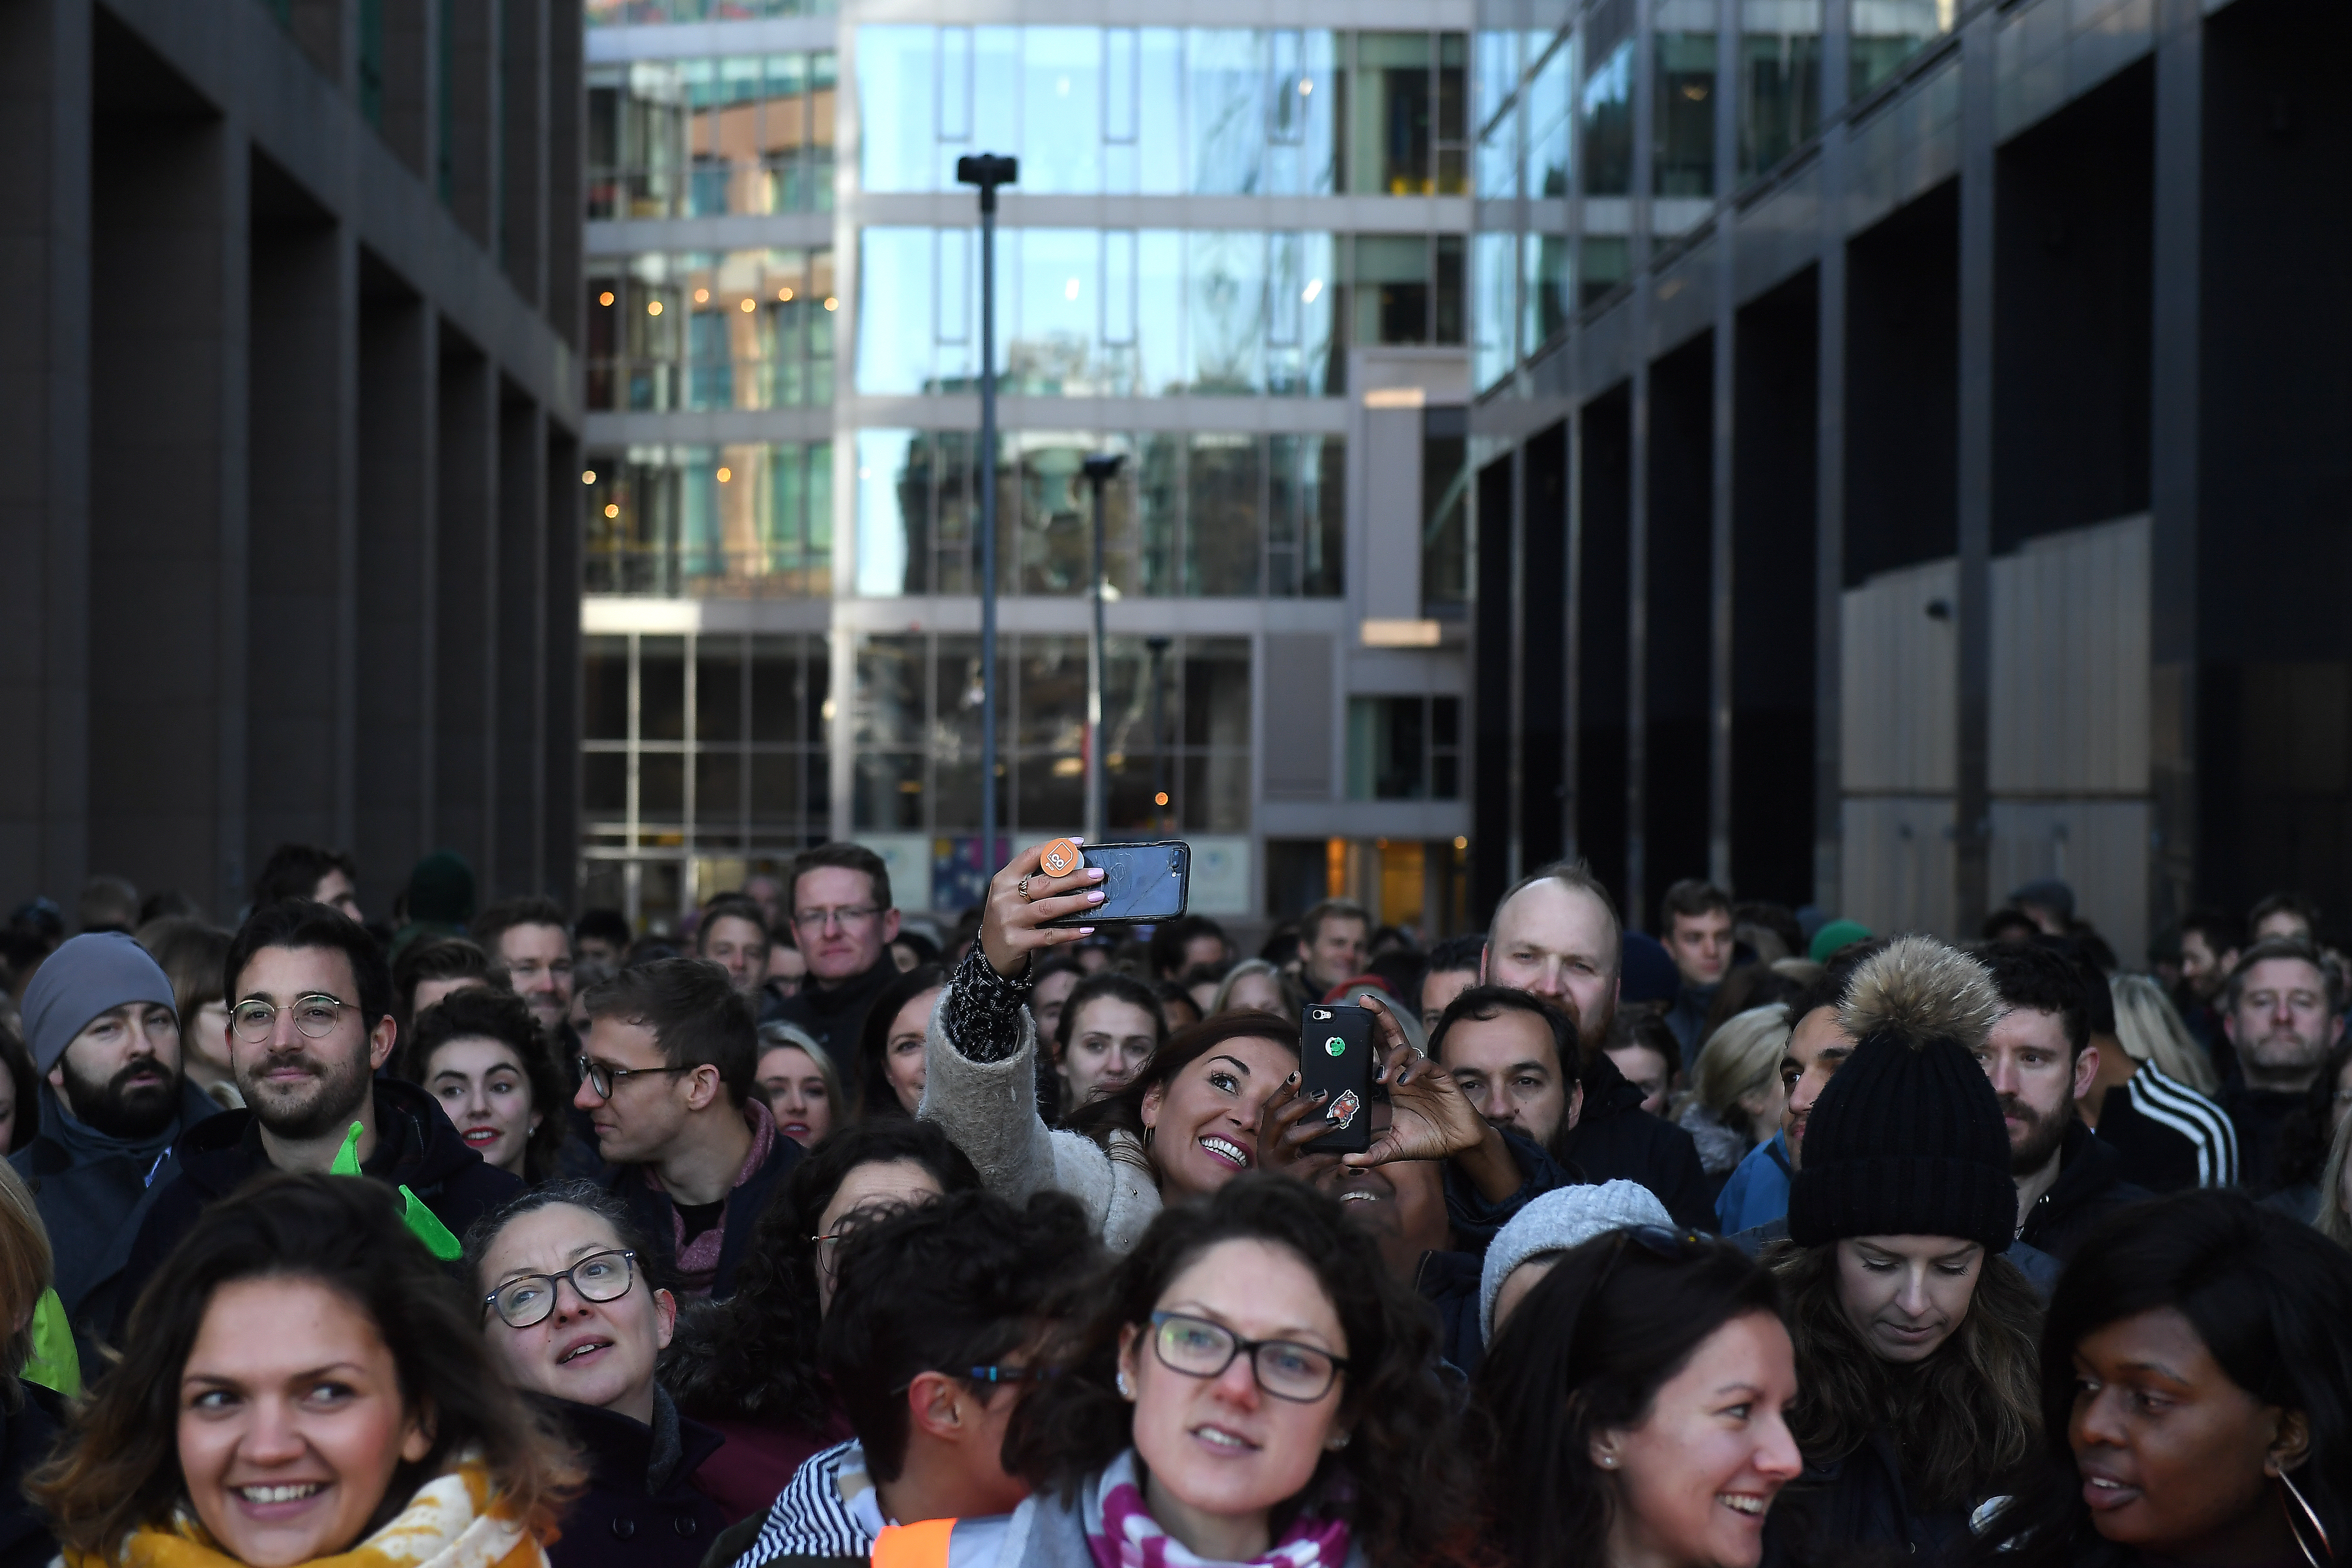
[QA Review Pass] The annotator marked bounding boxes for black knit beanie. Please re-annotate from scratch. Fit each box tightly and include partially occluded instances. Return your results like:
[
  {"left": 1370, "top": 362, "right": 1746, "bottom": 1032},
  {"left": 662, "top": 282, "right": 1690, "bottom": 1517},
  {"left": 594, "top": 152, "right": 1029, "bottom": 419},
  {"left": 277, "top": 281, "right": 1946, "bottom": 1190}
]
[{"left": 1786, "top": 935, "right": 2017, "bottom": 1252}]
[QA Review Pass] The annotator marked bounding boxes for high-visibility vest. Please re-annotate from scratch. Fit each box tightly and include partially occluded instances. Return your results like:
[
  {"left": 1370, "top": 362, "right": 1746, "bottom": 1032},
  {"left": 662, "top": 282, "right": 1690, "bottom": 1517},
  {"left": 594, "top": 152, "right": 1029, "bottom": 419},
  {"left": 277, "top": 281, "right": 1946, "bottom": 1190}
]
[{"left": 871, "top": 1519, "right": 955, "bottom": 1568}]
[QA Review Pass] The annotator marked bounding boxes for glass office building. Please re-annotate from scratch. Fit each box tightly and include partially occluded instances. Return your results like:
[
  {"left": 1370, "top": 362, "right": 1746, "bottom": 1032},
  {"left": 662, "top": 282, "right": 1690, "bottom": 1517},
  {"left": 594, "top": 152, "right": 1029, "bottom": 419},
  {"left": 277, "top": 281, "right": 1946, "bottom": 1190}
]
[{"left": 581, "top": 4, "right": 1478, "bottom": 934}]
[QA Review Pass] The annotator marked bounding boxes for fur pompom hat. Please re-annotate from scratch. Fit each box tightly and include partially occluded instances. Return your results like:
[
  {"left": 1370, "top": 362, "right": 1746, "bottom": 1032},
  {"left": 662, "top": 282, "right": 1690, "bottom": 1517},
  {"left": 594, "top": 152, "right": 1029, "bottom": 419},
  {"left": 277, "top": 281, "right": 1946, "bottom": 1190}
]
[{"left": 1786, "top": 935, "right": 2017, "bottom": 1251}]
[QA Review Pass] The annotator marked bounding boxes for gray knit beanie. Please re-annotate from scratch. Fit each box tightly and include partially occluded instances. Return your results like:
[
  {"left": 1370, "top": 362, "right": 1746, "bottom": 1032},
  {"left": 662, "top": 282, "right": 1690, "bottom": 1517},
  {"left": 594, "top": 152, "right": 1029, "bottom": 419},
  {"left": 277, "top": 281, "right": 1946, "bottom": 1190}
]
[
  {"left": 20, "top": 932, "right": 178, "bottom": 1075},
  {"left": 1479, "top": 1179, "right": 1673, "bottom": 1342}
]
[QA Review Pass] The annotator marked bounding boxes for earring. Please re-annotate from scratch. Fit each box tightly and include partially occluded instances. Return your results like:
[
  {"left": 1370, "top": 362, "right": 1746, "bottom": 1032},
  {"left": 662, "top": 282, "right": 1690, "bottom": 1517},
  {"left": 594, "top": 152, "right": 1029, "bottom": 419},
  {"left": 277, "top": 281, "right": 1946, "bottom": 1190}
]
[
  {"left": 2282, "top": 1471, "right": 2332, "bottom": 1568},
  {"left": 1116, "top": 1371, "right": 1135, "bottom": 1400},
  {"left": 1594, "top": 1454, "right": 1617, "bottom": 1470},
  {"left": 1325, "top": 1432, "right": 1350, "bottom": 1452}
]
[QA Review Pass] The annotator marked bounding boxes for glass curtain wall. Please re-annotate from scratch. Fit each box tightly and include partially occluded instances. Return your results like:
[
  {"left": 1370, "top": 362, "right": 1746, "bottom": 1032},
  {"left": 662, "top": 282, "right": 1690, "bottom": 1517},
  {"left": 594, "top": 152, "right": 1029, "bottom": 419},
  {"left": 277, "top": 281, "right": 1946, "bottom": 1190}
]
[
  {"left": 579, "top": 632, "right": 832, "bottom": 918},
  {"left": 587, "top": 52, "right": 837, "bottom": 218},
  {"left": 852, "top": 631, "right": 1251, "bottom": 838},
  {"left": 587, "top": 250, "right": 836, "bottom": 411},
  {"left": 852, "top": 430, "right": 1342, "bottom": 599},
  {"left": 585, "top": 444, "right": 833, "bottom": 596}
]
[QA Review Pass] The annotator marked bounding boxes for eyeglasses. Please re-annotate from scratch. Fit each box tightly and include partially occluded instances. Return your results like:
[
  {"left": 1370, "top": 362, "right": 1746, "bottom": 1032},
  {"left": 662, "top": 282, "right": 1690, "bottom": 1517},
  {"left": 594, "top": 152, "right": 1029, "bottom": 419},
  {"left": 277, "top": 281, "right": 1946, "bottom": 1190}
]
[
  {"left": 576, "top": 1055, "right": 694, "bottom": 1100},
  {"left": 1147, "top": 1310, "right": 1350, "bottom": 1403},
  {"left": 792, "top": 905, "right": 882, "bottom": 933},
  {"left": 485, "top": 1250, "right": 637, "bottom": 1328},
  {"left": 230, "top": 994, "right": 356, "bottom": 1045}
]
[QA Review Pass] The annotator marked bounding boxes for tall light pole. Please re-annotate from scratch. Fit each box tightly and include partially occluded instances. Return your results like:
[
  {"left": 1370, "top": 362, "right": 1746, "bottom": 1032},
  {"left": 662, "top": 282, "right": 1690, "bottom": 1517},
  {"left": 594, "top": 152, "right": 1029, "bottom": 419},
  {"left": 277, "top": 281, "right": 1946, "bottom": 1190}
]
[
  {"left": 1081, "top": 452, "right": 1123, "bottom": 844},
  {"left": 957, "top": 153, "right": 1016, "bottom": 868}
]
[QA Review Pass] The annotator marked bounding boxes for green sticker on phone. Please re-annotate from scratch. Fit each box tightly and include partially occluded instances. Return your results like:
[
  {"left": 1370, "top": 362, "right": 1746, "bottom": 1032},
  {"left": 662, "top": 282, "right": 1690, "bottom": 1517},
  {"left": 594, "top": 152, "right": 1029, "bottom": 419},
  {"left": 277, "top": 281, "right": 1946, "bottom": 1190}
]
[{"left": 1324, "top": 1036, "right": 1346, "bottom": 1056}]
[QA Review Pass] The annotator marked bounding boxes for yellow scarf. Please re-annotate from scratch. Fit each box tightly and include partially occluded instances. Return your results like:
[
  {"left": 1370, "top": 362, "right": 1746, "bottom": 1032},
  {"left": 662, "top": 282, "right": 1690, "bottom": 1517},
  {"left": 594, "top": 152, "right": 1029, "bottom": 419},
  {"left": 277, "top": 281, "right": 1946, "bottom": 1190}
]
[{"left": 71, "top": 1461, "right": 549, "bottom": 1568}]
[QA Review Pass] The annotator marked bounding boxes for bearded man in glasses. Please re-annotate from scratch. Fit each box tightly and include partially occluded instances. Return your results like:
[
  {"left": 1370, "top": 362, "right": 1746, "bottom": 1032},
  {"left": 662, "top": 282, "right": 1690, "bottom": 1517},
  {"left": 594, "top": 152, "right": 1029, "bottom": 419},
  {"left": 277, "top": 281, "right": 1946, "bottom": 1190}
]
[{"left": 116, "top": 900, "right": 522, "bottom": 1337}]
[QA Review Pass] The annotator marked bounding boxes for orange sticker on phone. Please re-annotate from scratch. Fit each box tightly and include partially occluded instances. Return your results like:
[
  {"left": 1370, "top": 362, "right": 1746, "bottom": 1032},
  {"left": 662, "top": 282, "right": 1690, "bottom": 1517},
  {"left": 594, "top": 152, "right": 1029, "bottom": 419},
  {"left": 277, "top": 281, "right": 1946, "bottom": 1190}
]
[{"left": 1039, "top": 838, "right": 1085, "bottom": 878}]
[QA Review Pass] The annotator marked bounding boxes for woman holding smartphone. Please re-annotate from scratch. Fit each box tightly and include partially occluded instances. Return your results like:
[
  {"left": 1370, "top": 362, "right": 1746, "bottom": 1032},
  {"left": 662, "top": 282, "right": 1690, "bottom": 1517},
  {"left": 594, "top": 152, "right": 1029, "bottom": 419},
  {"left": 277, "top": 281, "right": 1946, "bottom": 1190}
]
[{"left": 921, "top": 841, "right": 1513, "bottom": 1251}]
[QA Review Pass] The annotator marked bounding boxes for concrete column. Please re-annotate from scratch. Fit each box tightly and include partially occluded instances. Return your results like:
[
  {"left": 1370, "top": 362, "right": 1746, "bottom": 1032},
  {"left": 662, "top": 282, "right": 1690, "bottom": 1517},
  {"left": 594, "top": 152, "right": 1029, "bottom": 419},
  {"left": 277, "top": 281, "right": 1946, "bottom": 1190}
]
[
  {"left": 89, "top": 75, "right": 250, "bottom": 915},
  {"left": 544, "top": 430, "right": 581, "bottom": 899},
  {"left": 446, "top": 0, "right": 497, "bottom": 248},
  {"left": 546, "top": 0, "right": 582, "bottom": 349},
  {"left": 1953, "top": 15, "right": 1998, "bottom": 931},
  {"left": 1813, "top": 0, "right": 1851, "bottom": 912},
  {"left": 501, "top": 0, "right": 548, "bottom": 308},
  {"left": 436, "top": 338, "right": 497, "bottom": 877},
  {"left": 248, "top": 167, "right": 360, "bottom": 867},
  {"left": 0, "top": 0, "right": 93, "bottom": 904},
  {"left": 496, "top": 393, "right": 547, "bottom": 898},
  {"left": 2146, "top": 0, "right": 2202, "bottom": 928},
  {"left": 357, "top": 264, "right": 438, "bottom": 906},
  {"left": 1708, "top": 0, "right": 1740, "bottom": 889}
]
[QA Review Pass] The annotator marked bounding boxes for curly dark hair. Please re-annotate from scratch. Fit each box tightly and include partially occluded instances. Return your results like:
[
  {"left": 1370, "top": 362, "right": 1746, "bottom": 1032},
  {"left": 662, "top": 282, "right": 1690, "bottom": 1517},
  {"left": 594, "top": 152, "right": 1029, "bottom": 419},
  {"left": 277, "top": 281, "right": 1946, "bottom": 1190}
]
[
  {"left": 1002, "top": 1175, "right": 1477, "bottom": 1568},
  {"left": 30, "top": 1173, "right": 578, "bottom": 1558},
  {"left": 1470, "top": 1228, "right": 1786, "bottom": 1568},
  {"left": 662, "top": 1119, "right": 982, "bottom": 1432},
  {"left": 1767, "top": 1237, "right": 2042, "bottom": 1511},
  {"left": 1970, "top": 1190, "right": 2352, "bottom": 1568},
  {"left": 400, "top": 986, "right": 570, "bottom": 1182}
]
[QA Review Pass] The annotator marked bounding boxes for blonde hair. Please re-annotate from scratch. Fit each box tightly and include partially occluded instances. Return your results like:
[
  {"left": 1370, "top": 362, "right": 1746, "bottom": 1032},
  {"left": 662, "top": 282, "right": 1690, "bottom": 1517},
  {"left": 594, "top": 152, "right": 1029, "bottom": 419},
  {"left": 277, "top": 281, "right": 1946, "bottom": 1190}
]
[
  {"left": 2109, "top": 974, "right": 2220, "bottom": 1097},
  {"left": 0, "top": 1162, "right": 53, "bottom": 1405},
  {"left": 757, "top": 1021, "right": 845, "bottom": 1115},
  {"left": 1694, "top": 1004, "right": 1791, "bottom": 1119},
  {"left": 2317, "top": 1104, "right": 2352, "bottom": 1250},
  {"left": 1209, "top": 959, "right": 1301, "bottom": 1025}
]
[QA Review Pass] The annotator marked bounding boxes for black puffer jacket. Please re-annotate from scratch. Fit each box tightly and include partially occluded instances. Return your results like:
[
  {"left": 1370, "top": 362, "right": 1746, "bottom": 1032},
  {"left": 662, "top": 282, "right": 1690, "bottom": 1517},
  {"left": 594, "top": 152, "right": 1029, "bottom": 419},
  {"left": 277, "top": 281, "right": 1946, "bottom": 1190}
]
[{"left": 2017, "top": 1119, "right": 2151, "bottom": 1262}]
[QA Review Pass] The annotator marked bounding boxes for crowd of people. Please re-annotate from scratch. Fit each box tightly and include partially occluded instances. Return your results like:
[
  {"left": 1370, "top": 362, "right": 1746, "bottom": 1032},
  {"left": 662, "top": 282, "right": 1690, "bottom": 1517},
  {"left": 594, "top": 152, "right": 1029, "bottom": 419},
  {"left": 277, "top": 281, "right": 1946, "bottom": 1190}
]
[{"left": 0, "top": 843, "right": 2341, "bottom": 1568}]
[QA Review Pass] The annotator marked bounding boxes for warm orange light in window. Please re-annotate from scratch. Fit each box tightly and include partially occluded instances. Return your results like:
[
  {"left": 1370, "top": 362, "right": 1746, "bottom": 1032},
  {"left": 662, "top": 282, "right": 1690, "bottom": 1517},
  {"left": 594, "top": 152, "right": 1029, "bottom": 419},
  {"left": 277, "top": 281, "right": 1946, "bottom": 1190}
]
[
  {"left": 647, "top": 300, "right": 663, "bottom": 316},
  {"left": 603, "top": 503, "right": 620, "bottom": 518},
  {"left": 777, "top": 287, "right": 793, "bottom": 300},
  {"left": 597, "top": 291, "right": 615, "bottom": 307},
  {"left": 581, "top": 470, "right": 597, "bottom": 485},
  {"left": 740, "top": 297, "right": 756, "bottom": 312},
  {"left": 823, "top": 297, "right": 838, "bottom": 311},
  {"left": 1154, "top": 791, "right": 1170, "bottom": 807},
  {"left": 716, "top": 467, "right": 732, "bottom": 483},
  {"left": 694, "top": 288, "right": 710, "bottom": 303}
]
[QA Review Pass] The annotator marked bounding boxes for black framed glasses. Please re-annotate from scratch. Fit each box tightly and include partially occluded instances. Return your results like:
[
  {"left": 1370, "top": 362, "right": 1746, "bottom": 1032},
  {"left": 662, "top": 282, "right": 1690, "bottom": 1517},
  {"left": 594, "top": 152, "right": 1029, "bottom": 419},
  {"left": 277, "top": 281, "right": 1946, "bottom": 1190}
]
[
  {"left": 485, "top": 1250, "right": 638, "bottom": 1328},
  {"left": 577, "top": 1055, "right": 693, "bottom": 1100},
  {"left": 230, "top": 994, "right": 355, "bottom": 1044},
  {"left": 1148, "top": 1310, "right": 1349, "bottom": 1403}
]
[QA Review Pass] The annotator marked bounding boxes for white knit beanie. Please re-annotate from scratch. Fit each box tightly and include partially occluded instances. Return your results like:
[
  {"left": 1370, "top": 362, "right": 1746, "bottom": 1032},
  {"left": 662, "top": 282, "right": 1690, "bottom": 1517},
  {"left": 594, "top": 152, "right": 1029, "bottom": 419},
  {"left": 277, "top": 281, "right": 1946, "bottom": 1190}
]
[{"left": 1478, "top": 1179, "right": 1673, "bottom": 1342}]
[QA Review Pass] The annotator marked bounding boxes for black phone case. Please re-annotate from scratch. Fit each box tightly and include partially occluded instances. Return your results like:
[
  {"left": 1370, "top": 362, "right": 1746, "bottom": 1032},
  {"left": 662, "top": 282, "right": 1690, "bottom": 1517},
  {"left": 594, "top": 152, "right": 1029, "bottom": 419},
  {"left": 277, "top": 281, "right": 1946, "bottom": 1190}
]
[
  {"left": 1040, "top": 840, "right": 1192, "bottom": 927},
  {"left": 1299, "top": 1004, "right": 1378, "bottom": 1155}
]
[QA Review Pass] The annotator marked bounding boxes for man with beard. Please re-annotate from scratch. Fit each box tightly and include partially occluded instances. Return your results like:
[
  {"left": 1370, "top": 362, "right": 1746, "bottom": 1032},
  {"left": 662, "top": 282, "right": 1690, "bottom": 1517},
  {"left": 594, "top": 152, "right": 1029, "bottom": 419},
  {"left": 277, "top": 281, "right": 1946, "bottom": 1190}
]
[
  {"left": 115, "top": 901, "right": 520, "bottom": 1329},
  {"left": 10, "top": 934, "right": 220, "bottom": 1361},
  {"left": 1973, "top": 942, "right": 2147, "bottom": 1260},
  {"left": 2219, "top": 936, "right": 2346, "bottom": 1190}
]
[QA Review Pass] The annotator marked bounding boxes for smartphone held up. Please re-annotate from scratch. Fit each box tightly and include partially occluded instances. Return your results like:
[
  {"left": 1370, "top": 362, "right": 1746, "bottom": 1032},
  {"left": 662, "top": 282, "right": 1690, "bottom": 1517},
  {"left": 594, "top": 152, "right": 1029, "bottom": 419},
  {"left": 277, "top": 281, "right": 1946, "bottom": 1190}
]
[{"left": 1039, "top": 839, "right": 1192, "bottom": 927}]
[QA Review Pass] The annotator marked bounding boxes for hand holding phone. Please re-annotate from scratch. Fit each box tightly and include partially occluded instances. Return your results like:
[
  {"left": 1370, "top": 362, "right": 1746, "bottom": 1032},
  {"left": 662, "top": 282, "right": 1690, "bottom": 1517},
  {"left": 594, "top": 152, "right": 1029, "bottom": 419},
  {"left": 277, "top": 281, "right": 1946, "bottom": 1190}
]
[
  {"left": 1040, "top": 841, "right": 1191, "bottom": 928},
  {"left": 1298, "top": 1003, "right": 1379, "bottom": 1155}
]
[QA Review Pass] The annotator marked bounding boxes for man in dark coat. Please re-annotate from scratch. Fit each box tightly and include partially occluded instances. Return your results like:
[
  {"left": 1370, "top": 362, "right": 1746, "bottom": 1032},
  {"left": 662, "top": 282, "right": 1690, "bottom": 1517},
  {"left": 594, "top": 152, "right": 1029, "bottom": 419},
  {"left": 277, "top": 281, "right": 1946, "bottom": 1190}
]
[
  {"left": 117, "top": 902, "right": 520, "bottom": 1336},
  {"left": 578, "top": 958, "right": 799, "bottom": 1300},
  {"left": 1976, "top": 942, "right": 2152, "bottom": 1260},
  {"left": 10, "top": 933, "right": 223, "bottom": 1367},
  {"left": 768, "top": 844, "right": 904, "bottom": 1072},
  {"left": 1553, "top": 1049, "right": 1716, "bottom": 1232}
]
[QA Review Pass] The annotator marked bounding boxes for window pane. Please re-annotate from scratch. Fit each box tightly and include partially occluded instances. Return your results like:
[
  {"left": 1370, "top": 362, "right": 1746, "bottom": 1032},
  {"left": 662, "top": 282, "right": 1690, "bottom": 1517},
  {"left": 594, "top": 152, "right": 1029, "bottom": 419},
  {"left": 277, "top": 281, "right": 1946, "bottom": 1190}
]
[
  {"left": 697, "top": 637, "right": 744, "bottom": 740},
  {"left": 583, "top": 752, "right": 628, "bottom": 814},
  {"left": 1184, "top": 639, "right": 1252, "bottom": 747},
  {"left": 697, "top": 750, "right": 743, "bottom": 818},
  {"left": 1017, "top": 636, "right": 1089, "bottom": 750},
  {"left": 856, "top": 27, "right": 937, "bottom": 191},
  {"left": 1580, "top": 0, "right": 1634, "bottom": 196},
  {"left": 855, "top": 634, "right": 926, "bottom": 748},
  {"left": 1185, "top": 435, "right": 1261, "bottom": 595},
  {"left": 1740, "top": 0, "right": 1821, "bottom": 178},
  {"left": 855, "top": 428, "right": 924, "bottom": 596},
  {"left": 1350, "top": 32, "right": 1433, "bottom": 195},
  {"left": 1187, "top": 30, "right": 1265, "bottom": 195},
  {"left": 640, "top": 637, "right": 686, "bottom": 740},
  {"left": 1022, "top": 28, "right": 1102, "bottom": 192},
  {"left": 584, "top": 636, "right": 630, "bottom": 739},
  {"left": 750, "top": 753, "right": 805, "bottom": 822},
  {"left": 749, "top": 637, "right": 805, "bottom": 741},
  {"left": 1187, "top": 231, "right": 1265, "bottom": 394},
  {"left": 640, "top": 752, "right": 685, "bottom": 817},
  {"left": 1653, "top": 26, "right": 1716, "bottom": 198},
  {"left": 855, "top": 228, "right": 935, "bottom": 394},
  {"left": 854, "top": 753, "right": 924, "bottom": 829}
]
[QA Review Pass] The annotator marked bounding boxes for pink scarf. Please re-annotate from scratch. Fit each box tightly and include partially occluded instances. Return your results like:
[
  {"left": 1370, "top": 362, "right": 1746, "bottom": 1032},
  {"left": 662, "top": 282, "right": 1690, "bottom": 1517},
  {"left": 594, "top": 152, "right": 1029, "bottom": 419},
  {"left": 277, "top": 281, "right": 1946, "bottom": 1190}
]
[
  {"left": 1083, "top": 1451, "right": 1352, "bottom": 1568},
  {"left": 644, "top": 1100, "right": 776, "bottom": 1296}
]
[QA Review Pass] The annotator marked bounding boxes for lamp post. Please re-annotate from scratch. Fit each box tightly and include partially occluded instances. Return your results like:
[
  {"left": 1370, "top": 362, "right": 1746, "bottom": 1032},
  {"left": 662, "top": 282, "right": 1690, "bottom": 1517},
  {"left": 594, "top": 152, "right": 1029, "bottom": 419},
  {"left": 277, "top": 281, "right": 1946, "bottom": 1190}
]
[
  {"left": 1081, "top": 452, "right": 1124, "bottom": 844},
  {"left": 956, "top": 153, "right": 1016, "bottom": 871},
  {"left": 1146, "top": 635, "right": 1172, "bottom": 836}
]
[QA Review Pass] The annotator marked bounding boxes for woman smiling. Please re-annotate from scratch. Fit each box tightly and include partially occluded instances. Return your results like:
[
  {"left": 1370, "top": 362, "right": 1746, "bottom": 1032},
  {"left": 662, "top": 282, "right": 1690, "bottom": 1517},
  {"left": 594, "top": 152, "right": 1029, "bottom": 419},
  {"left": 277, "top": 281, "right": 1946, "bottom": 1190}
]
[
  {"left": 33, "top": 1174, "right": 573, "bottom": 1568},
  {"left": 986, "top": 1177, "right": 1474, "bottom": 1568}
]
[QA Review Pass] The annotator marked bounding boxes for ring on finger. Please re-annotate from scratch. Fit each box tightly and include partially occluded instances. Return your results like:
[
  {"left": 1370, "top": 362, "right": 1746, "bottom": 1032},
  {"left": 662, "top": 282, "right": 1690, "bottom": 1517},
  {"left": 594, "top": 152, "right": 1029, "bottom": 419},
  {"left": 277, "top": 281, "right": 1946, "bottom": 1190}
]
[{"left": 1016, "top": 875, "right": 1035, "bottom": 900}]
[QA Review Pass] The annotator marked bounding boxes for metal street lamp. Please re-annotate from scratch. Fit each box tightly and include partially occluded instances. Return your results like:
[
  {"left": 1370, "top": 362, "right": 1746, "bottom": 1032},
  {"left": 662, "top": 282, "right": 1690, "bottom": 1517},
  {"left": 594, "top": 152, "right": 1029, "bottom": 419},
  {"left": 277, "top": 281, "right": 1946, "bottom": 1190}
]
[
  {"left": 956, "top": 153, "right": 1016, "bottom": 870},
  {"left": 1081, "top": 452, "right": 1124, "bottom": 844},
  {"left": 1146, "top": 635, "right": 1172, "bottom": 836}
]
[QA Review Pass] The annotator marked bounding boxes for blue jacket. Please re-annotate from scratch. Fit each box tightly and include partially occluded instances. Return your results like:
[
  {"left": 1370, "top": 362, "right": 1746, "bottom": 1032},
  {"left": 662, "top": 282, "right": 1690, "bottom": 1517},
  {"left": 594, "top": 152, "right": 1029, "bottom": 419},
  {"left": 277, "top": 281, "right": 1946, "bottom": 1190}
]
[{"left": 1715, "top": 1128, "right": 1793, "bottom": 1232}]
